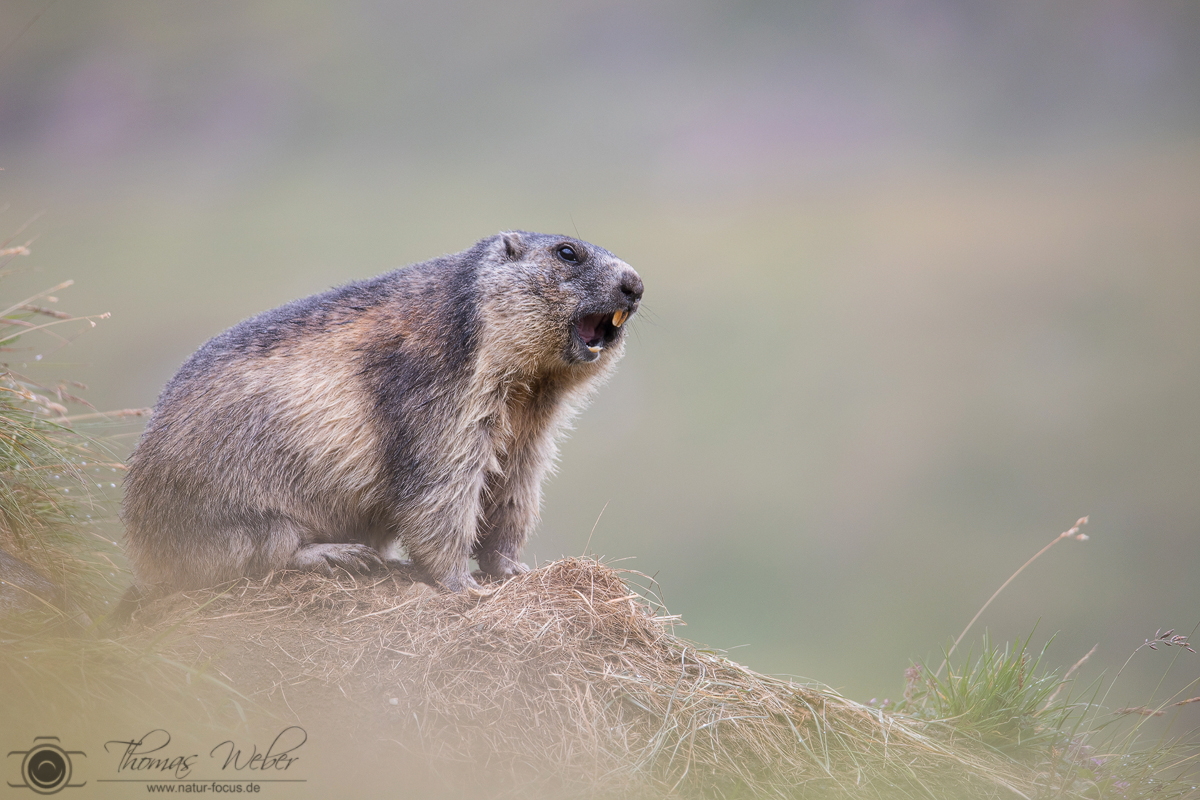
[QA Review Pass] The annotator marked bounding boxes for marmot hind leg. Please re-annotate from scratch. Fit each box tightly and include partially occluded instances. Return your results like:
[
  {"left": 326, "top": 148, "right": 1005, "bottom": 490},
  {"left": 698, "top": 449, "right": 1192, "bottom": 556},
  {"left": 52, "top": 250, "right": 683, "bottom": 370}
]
[
  {"left": 288, "top": 542, "right": 385, "bottom": 576},
  {"left": 129, "top": 519, "right": 385, "bottom": 597}
]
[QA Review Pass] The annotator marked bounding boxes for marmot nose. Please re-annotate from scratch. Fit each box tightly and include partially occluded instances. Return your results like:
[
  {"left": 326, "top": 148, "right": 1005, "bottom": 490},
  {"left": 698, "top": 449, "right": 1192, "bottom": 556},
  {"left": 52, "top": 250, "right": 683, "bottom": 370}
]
[{"left": 619, "top": 271, "right": 644, "bottom": 303}]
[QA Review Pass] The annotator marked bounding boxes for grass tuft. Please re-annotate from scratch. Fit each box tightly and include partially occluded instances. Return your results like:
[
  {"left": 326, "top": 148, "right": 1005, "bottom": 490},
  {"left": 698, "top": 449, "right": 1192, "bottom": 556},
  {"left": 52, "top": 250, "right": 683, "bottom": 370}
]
[
  {"left": 897, "top": 632, "right": 1079, "bottom": 760},
  {"left": 0, "top": 239, "right": 133, "bottom": 619}
]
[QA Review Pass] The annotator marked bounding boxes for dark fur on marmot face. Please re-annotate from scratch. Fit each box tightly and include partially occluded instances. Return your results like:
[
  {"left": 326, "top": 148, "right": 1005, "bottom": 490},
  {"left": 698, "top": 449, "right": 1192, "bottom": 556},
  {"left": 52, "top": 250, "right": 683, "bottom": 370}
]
[{"left": 122, "top": 232, "right": 643, "bottom": 593}]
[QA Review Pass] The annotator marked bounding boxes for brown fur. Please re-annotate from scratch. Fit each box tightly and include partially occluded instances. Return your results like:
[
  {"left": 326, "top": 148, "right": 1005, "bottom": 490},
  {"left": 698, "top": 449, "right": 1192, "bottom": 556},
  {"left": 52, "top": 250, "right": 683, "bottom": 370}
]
[{"left": 122, "top": 232, "right": 642, "bottom": 593}]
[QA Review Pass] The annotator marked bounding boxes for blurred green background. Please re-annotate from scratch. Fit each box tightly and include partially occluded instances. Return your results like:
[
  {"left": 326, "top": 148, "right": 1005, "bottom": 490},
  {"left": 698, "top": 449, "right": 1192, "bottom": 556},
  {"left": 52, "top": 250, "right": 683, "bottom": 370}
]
[{"left": 2, "top": 0, "right": 1199, "bottom": 709}]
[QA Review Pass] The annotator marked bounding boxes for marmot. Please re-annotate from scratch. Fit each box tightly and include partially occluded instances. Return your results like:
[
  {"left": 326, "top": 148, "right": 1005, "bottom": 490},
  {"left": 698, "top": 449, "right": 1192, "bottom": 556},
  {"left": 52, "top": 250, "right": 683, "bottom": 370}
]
[{"left": 122, "top": 232, "right": 643, "bottom": 594}]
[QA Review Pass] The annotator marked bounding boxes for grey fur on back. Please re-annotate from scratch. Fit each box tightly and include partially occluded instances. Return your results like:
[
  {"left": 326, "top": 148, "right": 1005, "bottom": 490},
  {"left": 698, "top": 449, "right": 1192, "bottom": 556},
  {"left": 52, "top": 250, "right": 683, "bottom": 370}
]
[{"left": 122, "top": 232, "right": 643, "bottom": 593}]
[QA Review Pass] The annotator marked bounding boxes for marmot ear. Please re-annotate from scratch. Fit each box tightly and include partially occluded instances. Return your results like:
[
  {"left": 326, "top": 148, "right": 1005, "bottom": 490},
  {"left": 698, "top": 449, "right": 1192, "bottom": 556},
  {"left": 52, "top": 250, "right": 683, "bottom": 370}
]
[{"left": 500, "top": 231, "right": 525, "bottom": 261}]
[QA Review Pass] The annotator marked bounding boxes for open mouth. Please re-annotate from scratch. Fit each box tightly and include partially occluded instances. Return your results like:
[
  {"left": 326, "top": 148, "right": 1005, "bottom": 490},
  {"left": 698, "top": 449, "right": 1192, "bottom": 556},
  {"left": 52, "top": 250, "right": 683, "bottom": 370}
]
[{"left": 574, "top": 309, "right": 631, "bottom": 355}]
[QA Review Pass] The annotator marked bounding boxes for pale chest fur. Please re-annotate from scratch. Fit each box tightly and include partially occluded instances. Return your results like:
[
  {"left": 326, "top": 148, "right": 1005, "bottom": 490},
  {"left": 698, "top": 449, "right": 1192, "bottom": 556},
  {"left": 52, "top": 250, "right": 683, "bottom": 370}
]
[{"left": 469, "top": 372, "right": 560, "bottom": 480}]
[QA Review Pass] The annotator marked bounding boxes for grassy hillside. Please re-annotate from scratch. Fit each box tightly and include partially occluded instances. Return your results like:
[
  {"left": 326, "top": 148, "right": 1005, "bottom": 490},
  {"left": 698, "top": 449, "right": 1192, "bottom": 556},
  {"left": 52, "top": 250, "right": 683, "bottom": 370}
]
[{"left": 0, "top": 242, "right": 1196, "bottom": 799}]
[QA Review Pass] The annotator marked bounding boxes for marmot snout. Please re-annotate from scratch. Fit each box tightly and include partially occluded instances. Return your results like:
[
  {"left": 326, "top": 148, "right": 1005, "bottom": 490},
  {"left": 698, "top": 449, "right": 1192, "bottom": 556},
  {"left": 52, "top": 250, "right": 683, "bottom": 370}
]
[{"left": 122, "top": 231, "right": 642, "bottom": 594}]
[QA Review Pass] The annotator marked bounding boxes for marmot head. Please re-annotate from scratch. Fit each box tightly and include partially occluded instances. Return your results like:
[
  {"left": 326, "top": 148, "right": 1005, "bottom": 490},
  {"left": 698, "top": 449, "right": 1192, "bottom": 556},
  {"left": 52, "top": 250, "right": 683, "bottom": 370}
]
[{"left": 480, "top": 231, "right": 643, "bottom": 372}]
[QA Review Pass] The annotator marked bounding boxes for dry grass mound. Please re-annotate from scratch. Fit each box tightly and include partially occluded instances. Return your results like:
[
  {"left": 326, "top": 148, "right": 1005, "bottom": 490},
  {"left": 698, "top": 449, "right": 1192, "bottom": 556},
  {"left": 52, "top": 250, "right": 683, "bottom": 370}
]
[
  {"left": 132, "top": 558, "right": 1032, "bottom": 799},
  {"left": 0, "top": 275, "right": 1027, "bottom": 796}
]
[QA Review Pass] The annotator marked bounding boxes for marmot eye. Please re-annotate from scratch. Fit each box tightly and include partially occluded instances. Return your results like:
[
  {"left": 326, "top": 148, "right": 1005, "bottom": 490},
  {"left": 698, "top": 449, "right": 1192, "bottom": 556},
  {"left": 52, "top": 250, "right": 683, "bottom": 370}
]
[{"left": 556, "top": 245, "right": 578, "bottom": 264}]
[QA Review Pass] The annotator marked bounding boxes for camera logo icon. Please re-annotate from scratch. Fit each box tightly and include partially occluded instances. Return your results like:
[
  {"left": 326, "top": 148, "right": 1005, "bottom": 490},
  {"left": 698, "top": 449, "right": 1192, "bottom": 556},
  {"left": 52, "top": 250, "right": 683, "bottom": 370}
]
[{"left": 7, "top": 738, "right": 86, "bottom": 794}]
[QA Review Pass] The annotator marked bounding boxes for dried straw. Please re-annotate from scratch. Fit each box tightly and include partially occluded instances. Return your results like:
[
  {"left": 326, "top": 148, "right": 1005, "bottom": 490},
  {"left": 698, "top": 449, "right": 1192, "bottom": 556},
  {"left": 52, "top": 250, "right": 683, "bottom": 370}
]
[{"left": 132, "top": 557, "right": 1033, "bottom": 799}]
